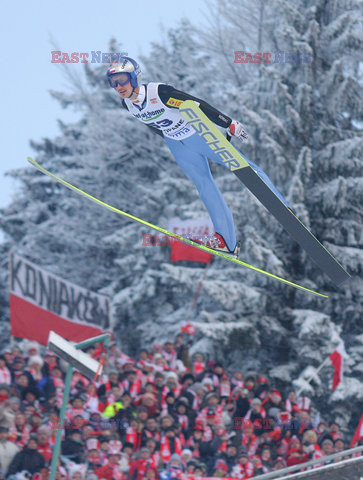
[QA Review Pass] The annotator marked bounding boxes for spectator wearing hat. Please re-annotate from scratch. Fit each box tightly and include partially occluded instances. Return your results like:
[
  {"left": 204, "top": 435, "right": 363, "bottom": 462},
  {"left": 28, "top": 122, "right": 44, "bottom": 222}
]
[
  {"left": 0, "top": 425, "right": 19, "bottom": 475},
  {"left": 286, "top": 445, "right": 309, "bottom": 467},
  {"left": 188, "top": 382, "right": 206, "bottom": 411},
  {"left": 262, "top": 390, "right": 284, "bottom": 415},
  {"left": 197, "top": 392, "right": 223, "bottom": 427},
  {"left": 260, "top": 444, "right": 273, "bottom": 472},
  {"left": 232, "top": 387, "right": 250, "bottom": 421},
  {"left": 0, "top": 395, "right": 20, "bottom": 429},
  {"left": 122, "top": 370, "right": 142, "bottom": 399},
  {"left": 140, "top": 392, "right": 159, "bottom": 418},
  {"left": 6, "top": 436, "right": 45, "bottom": 477},
  {"left": 194, "top": 462, "right": 207, "bottom": 476},
  {"left": 241, "top": 419, "right": 258, "bottom": 457},
  {"left": 61, "top": 429, "right": 85, "bottom": 464},
  {"left": 244, "top": 373, "right": 257, "bottom": 394},
  {"left": 27, "top": 355, "right": 44, "bottom": 383},
  {"left": 160, "top": 453, "right": 183, "bottom": 480},
  {"left": 145, "top": 437, "right": 161, "bottom": 469},
  {"left": 174, "top": 397, "right": 195, "bottom": 437},
  {"left": 37, "top": 426, "right": 52, "bottom": 464},
  {"left": 231, "top": 448, "right": 254, "bottom": 479},
  {"left": 212, "top": 458, "right": 229, "bottom": 477},
  {"left": 85, "top": 437, "right": 103, "bottom": 472},
  {"left": 244, "top": 398, "right": 266, "bottom": 436},
  {"left": 142, "top": 417, "right": 161, "bottom": 447},
  {"left": 21, "top": 385, "right": 41, "bottom": 410},
  {"left": 334, "top": 437, "right": 346, "bottom": 455},
  {"left": 216, "top": 442, "right": 237, "bottom": 472},
  {"left": 328, "top": 422, "right": 343, "bottom": 441},
  {"left": 96, "top": 442, "right": 126, "bottom": 480},
  {"left": 199, "top": 426, "right": 228, "bottom": 475},
  {"left": 66, "top": 396, "right": 89, "bottom": 423},
  {"left": 129, "top": 447, "right": 155, "bottom": 480},
  {"left": 10, "top": 356, "right": 28, "bottom": 385},
  {"left": 28, "top": 410, "right": 43, "bottom": 434},
  {"left": 186, "top": 424, "right": 203, "bottom": 457},
  {"left": 165, "top": 373, "right": 181, "bottom": 399},
  {"left": 272, "top": 456, "right": 286, "bottom": 471},
  {"left": 161, "top": 391, "right": 177, "bottom": 417},
  {"left": 160, "top": 427, "right": 182, "bottom": 464},
  {"left": 123, "top": 417, "right": 142, "bottom": 451},
  {"left": 114, "top": 391, "right": 136, "bottom": 433},
  {"left": 153, "top": 354, "right": 168, "bottom": 373},
  {"left": 319, "top": 437, "right": 335, "bottom": 463}
]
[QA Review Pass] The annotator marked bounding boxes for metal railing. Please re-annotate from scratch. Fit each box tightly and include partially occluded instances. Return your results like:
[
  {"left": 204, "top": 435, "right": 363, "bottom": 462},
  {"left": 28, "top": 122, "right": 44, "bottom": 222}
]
[
  {"left": 275, "top": 455, "right": 363, "bottom": 479},
  {"left": 251, "top": 445, "right": 363, "bottom": 480}
]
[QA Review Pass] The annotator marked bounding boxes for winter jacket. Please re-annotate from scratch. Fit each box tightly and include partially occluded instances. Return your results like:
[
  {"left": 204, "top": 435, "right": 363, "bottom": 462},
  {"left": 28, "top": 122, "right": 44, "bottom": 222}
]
[
  {"left": 0, "top": 440, "right": 19, "bottom": 475},
  {"left": 6, "top": 447, "right": 45, "bottom": 477},
  {"left": 61, "top": 437, "right": 85, "bottom": 463},
  {"left": 0, "top": 405, "right": 17, "bottom": 429}
]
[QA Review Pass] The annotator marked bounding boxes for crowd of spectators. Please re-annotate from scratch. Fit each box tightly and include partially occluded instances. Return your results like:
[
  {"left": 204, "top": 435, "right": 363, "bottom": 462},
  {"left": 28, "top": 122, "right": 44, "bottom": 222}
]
[{"left": 0, "top": 333, "right": 359, "bottom": 479}]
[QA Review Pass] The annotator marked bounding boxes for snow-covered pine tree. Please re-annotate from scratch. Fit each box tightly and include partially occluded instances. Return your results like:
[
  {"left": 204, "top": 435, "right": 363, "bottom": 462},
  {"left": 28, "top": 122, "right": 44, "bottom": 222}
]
[{"left": 195, "top": 0, "right": 363, "bottom": 432}]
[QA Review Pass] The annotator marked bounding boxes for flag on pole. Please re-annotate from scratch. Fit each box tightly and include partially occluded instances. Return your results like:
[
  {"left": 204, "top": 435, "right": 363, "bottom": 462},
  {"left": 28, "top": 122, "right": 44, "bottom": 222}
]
[
  {"left": 350, "top": 413, "right": 363, "bottom": 448},
  {"left": 329, "top": 342, "right": 345, "bottom": 391},
  {"left": 181, "top": 323, "right": 196, "bottom": 335}
]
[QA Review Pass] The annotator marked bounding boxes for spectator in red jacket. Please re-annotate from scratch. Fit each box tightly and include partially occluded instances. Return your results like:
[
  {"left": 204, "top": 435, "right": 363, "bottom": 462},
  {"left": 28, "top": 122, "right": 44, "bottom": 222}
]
[{"left": 96, "top": 448, "right": 126, "bottom": 480}]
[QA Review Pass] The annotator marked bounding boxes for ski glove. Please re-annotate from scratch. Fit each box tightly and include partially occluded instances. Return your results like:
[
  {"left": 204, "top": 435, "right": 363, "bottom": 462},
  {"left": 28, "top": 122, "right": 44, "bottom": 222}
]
[{"left": 228, "top": 120, "right": 248, "bottom": 143}]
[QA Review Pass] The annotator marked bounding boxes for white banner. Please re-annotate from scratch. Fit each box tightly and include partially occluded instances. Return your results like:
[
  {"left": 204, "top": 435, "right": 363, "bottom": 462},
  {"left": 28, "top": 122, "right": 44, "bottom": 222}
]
[
  {"left": 168, "top": 217, "right": 214, "bottom": 240},
  {"left": 10, "top": 252, "right": 112, "bottom": 331}
]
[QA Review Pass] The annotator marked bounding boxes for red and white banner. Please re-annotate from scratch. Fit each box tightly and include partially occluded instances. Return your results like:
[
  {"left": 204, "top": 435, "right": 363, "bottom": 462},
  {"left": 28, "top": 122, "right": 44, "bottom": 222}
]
[
  {"left": 329, "top": 342, "right": 345, "bottom": 391},
  {"left": 350, "top": 413, "right": 363, "bottom": 448},
  {"left": 168, "top": 218, "right": 214, "bottom": 263},
  {"left": 9, "top": 253, "right": 112, "bottom": 345}
]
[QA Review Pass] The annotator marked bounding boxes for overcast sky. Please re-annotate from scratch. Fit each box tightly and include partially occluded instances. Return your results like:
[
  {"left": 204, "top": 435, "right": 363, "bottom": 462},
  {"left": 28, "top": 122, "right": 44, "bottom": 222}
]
[{"left": 0, "top": 0, "right": 205, "bottom": 209}]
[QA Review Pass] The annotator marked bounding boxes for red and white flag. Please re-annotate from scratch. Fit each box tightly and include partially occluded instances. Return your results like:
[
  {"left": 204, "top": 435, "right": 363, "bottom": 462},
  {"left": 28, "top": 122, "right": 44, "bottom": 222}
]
[
  {"left": 181, "top": 323, "right": 196, "bottom": 335},
  {"left": 9, "top": 252, "right": 112, "bottom": 345},
  {"left": 350, "top": 413, "right": 363, "bottom": 448},
  {"left": 329, "top": 342, "right": 345, "bottom": 391}
]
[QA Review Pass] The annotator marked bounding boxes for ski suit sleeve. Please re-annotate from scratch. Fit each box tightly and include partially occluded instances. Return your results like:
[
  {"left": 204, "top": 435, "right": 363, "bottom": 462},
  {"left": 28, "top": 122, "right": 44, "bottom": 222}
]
[
  {"left": 121, "top": 99, "right": 164, "bottom": 137},
  {"left": 158, "top": 84, "right": 232, "bottom": 128}
]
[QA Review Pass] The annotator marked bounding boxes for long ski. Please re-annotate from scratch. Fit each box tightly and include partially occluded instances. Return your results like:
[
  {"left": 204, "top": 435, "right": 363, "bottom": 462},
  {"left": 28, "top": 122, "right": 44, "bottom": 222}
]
[
  {"left": 27, "top": 157, "right": 327, "bottom": 298},
  {"left": 180, "top": 100, "right": 350, "bottom": 287}
]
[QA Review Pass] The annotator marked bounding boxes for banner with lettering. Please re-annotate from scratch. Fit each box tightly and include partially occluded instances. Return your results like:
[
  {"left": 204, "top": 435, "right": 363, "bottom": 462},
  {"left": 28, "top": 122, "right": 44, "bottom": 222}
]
[
  {"left": 168, "top": 218, "right": 214, "bottom": 263},
  {"left": 9, "top": 252, "right": 112, "bottom": 345}
]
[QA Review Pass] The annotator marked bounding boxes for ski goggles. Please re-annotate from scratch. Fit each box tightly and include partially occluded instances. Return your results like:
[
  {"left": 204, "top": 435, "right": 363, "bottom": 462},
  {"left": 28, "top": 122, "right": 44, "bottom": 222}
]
[{"left": 108, "top": 72, "right": 131, "bottom": 88}]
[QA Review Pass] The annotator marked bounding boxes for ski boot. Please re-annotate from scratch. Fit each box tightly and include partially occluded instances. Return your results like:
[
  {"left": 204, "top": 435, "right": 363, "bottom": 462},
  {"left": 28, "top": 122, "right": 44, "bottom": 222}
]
[{"left": 205, "top": 233, "right": 240, "bottom": 258}]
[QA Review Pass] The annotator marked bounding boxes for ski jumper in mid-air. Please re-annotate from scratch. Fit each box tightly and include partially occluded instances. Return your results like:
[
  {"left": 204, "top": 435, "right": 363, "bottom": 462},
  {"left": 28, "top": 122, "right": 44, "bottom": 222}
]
[{"left": 107, "top": 57, "right": 290, "bottom": 256}]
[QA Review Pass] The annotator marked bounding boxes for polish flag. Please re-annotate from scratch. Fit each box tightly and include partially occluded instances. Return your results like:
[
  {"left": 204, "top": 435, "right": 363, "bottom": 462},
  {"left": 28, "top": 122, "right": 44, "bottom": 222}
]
[
  {"left": 350, "top": 413, "right": 363, "bottom": 448},
  {"left": 181, "top": 323, "right": 196, "bottom": 335},
  {"left": 329, "top": 342, "right": 345, "bottom": 391}
]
